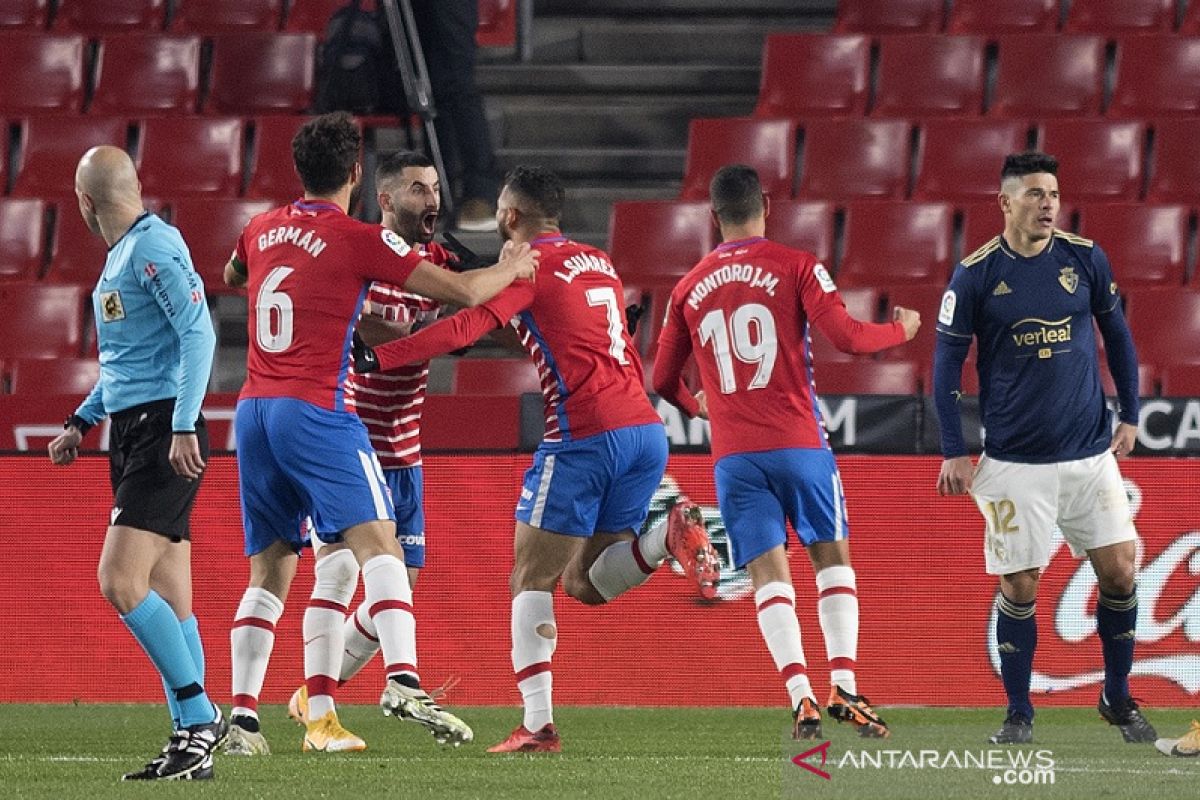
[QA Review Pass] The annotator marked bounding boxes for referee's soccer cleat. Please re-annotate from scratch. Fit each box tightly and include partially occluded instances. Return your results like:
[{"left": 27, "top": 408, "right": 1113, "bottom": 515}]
[
  {"left": 792, "top": 697, "right": 822, "bottom": 740},
  {"left": 667, "top": 500, "right": 721, "bottom": 600},
  {"left": 988, "top": 712, "right": 1033, "bottom": 745},
  {"left": 380, "top": 679, "right": 474, "bottom": 746},
  {"left": 302, "top": 710, "right": 366, "bottom": 753},
  {"left": 1155, "top": 720, "right": 1200, "bottom": 757},
  {"left": 1098, "top": 693, "right": 1157, "bottom": 743},
  {"left": 487, "top": 723, "right": 562, "bottom": 753},
  {"left": 827, "top": 686, "right": 890, "bottom": 738},
  {"left": 288, "top": 685, "right": 309, "bottom": 726},
  {"left": 156, "top": 707, "right": 228, "bottom": 780},
  {"left": 224, "top": 720, "right": 271, "bottom": 756},
  {"left": 120, "top": 740, "right": 171, "bottom": 781}
]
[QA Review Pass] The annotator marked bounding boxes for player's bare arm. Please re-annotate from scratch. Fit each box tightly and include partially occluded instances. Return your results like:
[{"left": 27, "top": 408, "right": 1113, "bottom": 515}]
[
  {"left": 936, "top": 456, "right": 975, "bottom": 496},
  {"left": 1110, "top": 422, "right": 1137, "bottom": 459},
  {"left": 403, "top": 240, "right": 537, "bottom": 307},
  {"left": 224, "top": 255, "right": 248, "bottom": 289}
]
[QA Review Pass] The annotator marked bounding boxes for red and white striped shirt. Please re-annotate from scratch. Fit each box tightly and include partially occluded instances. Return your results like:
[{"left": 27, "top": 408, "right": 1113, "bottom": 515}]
[{"left": 344, "top": 241, "right": 454, "bottom": 468}]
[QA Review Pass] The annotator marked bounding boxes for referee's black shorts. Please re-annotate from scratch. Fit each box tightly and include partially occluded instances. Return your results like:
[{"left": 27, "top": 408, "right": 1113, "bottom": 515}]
[{"left": 108, "top": 398, "right": 209, "bottom": 542}]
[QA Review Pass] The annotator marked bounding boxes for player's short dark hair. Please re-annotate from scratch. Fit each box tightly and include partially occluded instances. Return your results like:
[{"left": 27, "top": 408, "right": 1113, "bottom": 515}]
[
  {"left": 710, "top": 165, "right": 764, "bottom": 225},
  {"left": 1001, "top": 151, "right": 1058, "bottom": 181},
  {"left": 503, "top": 165, "right": 564, "bottom": 221},
  {"left": 376, "top": 150, "right": 434, "bottom": 187},
  {"left": 292, "top": 112, "right": 361, "bottom": 195}
]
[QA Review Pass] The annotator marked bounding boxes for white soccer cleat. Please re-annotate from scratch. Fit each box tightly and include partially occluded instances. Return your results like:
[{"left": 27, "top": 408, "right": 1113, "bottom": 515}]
[
  {"left": 380, "top": 678, "right": 474, "bottom": 746},
  {"left": 223, "top": 723, "right": 271, "bottom": 756}
]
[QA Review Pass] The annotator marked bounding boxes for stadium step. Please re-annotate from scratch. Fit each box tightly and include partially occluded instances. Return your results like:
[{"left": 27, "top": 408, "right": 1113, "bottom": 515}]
[
  {"left": 534, "top": 0, "right": 832, "bottom": 17},
  {"left": 476, "top": 63, "right": 760, "bottom": 96},
  {"left": 519, "top": 19, "right": 807, "bottom": 65},
  {"left": 495, "top": 146, "right": 684, "bottom": 181}
]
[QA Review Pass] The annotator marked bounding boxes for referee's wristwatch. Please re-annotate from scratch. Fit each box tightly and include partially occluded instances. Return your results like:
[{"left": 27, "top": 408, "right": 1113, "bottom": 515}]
[{"left": 64, "top": 414, "right": 93, "bottom": 436}]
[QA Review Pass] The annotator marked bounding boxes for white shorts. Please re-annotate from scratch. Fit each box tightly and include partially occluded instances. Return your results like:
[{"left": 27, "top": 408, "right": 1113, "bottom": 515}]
[{"left": 969, "top": 451, "right": 1138, "bottom": 575}]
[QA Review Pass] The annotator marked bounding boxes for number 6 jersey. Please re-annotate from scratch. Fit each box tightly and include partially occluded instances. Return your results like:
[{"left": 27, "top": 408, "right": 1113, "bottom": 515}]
[{"left": 655, "top": 237, "right": 907, "bottom": 460}]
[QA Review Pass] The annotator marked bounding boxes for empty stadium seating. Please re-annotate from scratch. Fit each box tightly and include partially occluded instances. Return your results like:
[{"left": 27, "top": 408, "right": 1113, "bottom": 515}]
[
  {"left": 874, "top": 35, "right": 985, "bottom": 118},
  {"left": 1038, "top": 120, "right": 1146, "bottom": 201},
  {"left": 0, "top": 0, "right": 49, "bottom": 29},
  {"left": 247, "top": 115, "right": 313, "bottom": 200},
  {"left": 813, "top": 361, "right": 921, "bottom": 395},
  {"left": 754, "top": 34, "right": 869, "bottom": 118},
  {"left": 206, "top": 32, "right": 315, "bottom": 115},
  {"left": 1110, "top": 36, "right": 1200, "bottom": 118},
  {"left": 284, "top": 0, "right": 345, "bottom": 35},
  {"left": 992, "top": 35, "right": 1105, "bottom": 118},
  {"left": 45, "top": 201, "right": 124, "bottom": 285},
  {"left": 0, "top": 33, "right": 86, "bottom": 113},
  {"left": 838, "top": 202, "right": 954, "bottom": 288},
  {"left": 1064, "top": 0, "right": 1176, "bottom": 33},
  {"left": 477, "top": 0, "right": 518, "bottom": 47},
  {"left": 171, "top": 198, "right": 276, "bottom": 292},
  {"left": 0, "top": 283, "right": 87, "bottom": 359},
  {"left": 1182, "top": 1, "right": 1200, "bottom": 34},
  {"left": 877, "top": 284, "right": 947, "bottom": 367},
  {"left": 680, "top": 117, "right": 798, "bottom": 201},
  {"left": 834, "top": 0, "right": 943, "bottom": 33},
  {"left": 947, "top": 0, "right": 1059, "bottom": 34},
  {"left": 608, "top": 200, "right": 713, "bottom": 287},
  {"left": 91, "top": 34, "right": 202, "bottom": 116},
  {"left": 55, "top": 0, "right": 168, "bottom": 32},
  {"left": 762, "top": 201, "right": 835, "bottom": 266},
  {"left": 453, "top": 358, "right": 543, "bottom": 396},
  {"left": 913, "top": 119, "right": 1030, "bottom": 202},
  {"left": 137, "top": 116, "right": 244, "bottom": 196},
  {"left": 171, "top": 0, "right": 284, "bottom": 34},
  {"left": 798, "top": 119, "right": 910, "bottom": 202},
  {"left": 1161, "top": 366, "right": 1200, "bottom": 396},
  {"left": 1076, "top": 204, "right": 1190, "bottom": 287},
  {"left": 7, "top": 357, "right": 100, "bottom": 395},
  {"left": 0, "top": 199, "right": 47, "bottom": 282},
  {"left": 1125, "top": 290, "right": 1200, "bottom": 371},
  {"left": 807, "top": 286, "right": 880, "bottom": 364},
  {"left": 1146, "top": 120, "right": 1200, "bottom": 203},
  {"left": 11, "top": 116, "right": 129, "bottom": 198},
  {"left": 959, "top": 202, "right": 1003, "bottom": 256}
]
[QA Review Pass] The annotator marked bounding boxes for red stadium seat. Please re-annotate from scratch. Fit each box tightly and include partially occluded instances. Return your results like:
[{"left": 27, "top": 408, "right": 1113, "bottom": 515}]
[
  {"left": 608, "top": 200, "right": 713, "bottom": 287},
  {"left": 947, "top": 0, "right": 1059, "bottom": 34},
  {"left": 46, "top": 201, "right": 115, "bottom": 285},
  {"left": 1038, "top": 120, "right": 1146, "bottom": 202},
  {"left": 0, "top": 33, "right": 85, "bottom": 113},
  {"left": 171, "top": 0, "right": 283, "bottom": 33},
  {"left": 477, "top": 0, "right": 517, "bottom": 48},
  {"left": 798, "top": 119, "right": 911, "bottom": 202},
  {"left": 753, "top": 34, "right": 869, "bottom": 118},
  {"left": 8, "top": 357, "right": 100, "bottom": 395},
  {"left": 0, "top": 0, "right": 49, "bottom": 29},
  {"left": 0, "top": 198, "right": 47, "bottom": 282},
  {"left": 680, "top": 117, "right": 798, "bottom": 201},
  {"left": 1161, "top": 366, "right": 1200, "bottom": 396},
  {"left": 874, "top": 35, "right": 985, "bottom": 118},
  {"left": 284, "top": 0, "right": 344, "bottom": 35},
  {"left": 839, "top": 202, "right": 953, "bottom": 288},
  {"left": 763, "top": 201, "right": 834, "bottom": 266},
  {"left": 171, "top": 198, "right": 275, "bottom": 293},
  {"left": 1065, "top": 0, "right": 1175, "bottom": 33},
  {"left": 11, "top": 116, "right": 128, "bottom": 198},
  {"left": 207, "top": 33, "right": 315, "bottom": 115},
  {"left": 1110, "top": 36, "right": 1200, "bottom": 118},
  {"left": 1076, "top": 204, "right": 1189, "bottom": 287},
  {"left": 813, "top": 361, "right": 921, "bottom": 395},
  {"left": 246, "top": 115, "right": 312, "bottom": 200},
  {"left": 1146, "top": 119, "right": 1200, "bottom": 203},
  {"left": 0, "top": 283, "right": 87, "bottom": 358},
  {"left": 91, "top": 34, "right": 201, "bottom": 115},
  {"left": 960, "top": 202, "right": 1003, "bottom": 255},
  {"left": 878, "top": 284, "right": 947, "bottom": 368},
  {"left": 1124, "top": 290, "right": 1200, "bottom": 371},
  {"left": 55, "top": 0, "right": 167, "bottom": 32},
  {"left": 808, "top": 286, "right": 881, "bottom": 364},
  {"left": 137, "top": 117, "right": 244, "bottom": 196},
  {"left": 1182, "top": 2, "right": 1200, "bottom": 34},
  {"left": 453, "top": 358, "right": 542, "bottom": 396},
  {"left": 834, "top": 0, "right": 943, "bottom": 33},
  {"left": 914, "top": 119, "right": 1030, "bottom": 202},
  {"left": 992, "top": 35, "right": 1105, "bottom": 118},
  {"left": 1098, "top": 361, "right": 1156, "bottom": 398}
]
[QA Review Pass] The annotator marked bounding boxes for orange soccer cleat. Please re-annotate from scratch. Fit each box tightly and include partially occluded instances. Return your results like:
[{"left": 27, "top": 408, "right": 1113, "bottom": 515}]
[
  {"left": 487, "top": 723, "right": 562, "bottom": 753},
  {"left": 792, "top": 697, "right": 823, "bottom": 740},
  {"left": 827, "top": 685, "right": 890, "bottom": 739},
  {"left": 667, "top": 500, "right": 721, "bottom": 600}
]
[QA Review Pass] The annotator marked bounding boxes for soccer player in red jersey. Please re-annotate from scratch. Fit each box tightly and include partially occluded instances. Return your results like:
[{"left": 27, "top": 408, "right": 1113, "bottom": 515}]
[
  {"left": 219, "top": 114, "right": 535, "bottom": 755},
  {"left": 653, "top": 165, "right": 921, "bottom": 740},
  {"left": 357, "top": 166, "right": 706, "bottom": 752}
]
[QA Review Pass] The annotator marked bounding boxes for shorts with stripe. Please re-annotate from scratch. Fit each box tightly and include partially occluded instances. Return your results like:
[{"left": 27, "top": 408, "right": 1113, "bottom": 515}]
[
  {"left": 515, "top": 423, "right": 668, "bottom": 536},
  {"left": 385, "top": 466, "right": 425, "bottom": 568},
  {"left": 235, "top": 397, "right": 394, "bottom": 557},
  {"left": 714, "top": 447, "right": 848, "bottom": 569}
]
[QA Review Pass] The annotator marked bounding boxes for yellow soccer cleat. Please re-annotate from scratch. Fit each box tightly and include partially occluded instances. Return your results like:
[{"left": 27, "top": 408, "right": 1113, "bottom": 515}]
[
  {"left": 302, "top": 711, "right": 367, "bottom": 753},
  {"left": 1156, "top": 720, "right": 1200, "bottom": 757},
  {"left": 288, "top": 685, "right": 309, "bottom": 726}
]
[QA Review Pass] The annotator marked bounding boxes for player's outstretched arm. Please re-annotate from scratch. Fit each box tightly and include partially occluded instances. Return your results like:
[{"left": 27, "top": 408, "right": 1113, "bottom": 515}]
[
  {"left": 403, "top": 241, "right": 537, "bottom": 308},
  {"left": 811, "top": 301, "right": 913, "bottom": 355}
]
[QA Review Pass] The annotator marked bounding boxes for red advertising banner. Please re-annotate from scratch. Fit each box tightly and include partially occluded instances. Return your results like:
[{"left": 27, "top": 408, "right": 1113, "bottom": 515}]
[{"left": 0, "top": 455, "right": 1196, "bottom": 708}]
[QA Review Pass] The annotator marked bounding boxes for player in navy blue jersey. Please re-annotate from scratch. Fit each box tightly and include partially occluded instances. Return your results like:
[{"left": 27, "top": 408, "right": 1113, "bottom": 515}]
[{"left": 934, "top": 152, "right": 1154, "bottom": 746}]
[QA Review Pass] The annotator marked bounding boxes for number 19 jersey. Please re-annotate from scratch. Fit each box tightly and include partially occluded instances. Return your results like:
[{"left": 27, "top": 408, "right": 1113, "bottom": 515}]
[{"left": 236, "top": 200, "right": 424, "bottom": 410}]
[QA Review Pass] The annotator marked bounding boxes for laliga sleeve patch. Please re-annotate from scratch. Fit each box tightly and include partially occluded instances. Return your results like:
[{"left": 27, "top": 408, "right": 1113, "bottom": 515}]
[
  {"left": 938, "top": 289, "right": 957, "bottom": 326},
  {"left": 813, "top": 263, "right": 837, "bottom": 293},
  {"left": 381, "top": 228, "right": 412, "bottom": 257}
]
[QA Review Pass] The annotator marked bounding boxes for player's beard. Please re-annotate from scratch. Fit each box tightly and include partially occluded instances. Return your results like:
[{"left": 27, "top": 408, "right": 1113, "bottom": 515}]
[{"left": 394, "top": 206, "right": 437, "bottom": 245}]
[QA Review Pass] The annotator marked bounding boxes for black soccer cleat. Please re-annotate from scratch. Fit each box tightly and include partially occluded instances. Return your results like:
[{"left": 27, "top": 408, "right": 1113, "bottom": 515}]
[
  {"left": 120, "top": 743, "right": 169, "bottom": 782},
  {"left": 1098, "top": 693, "right": 1157, "bottom": 743},
  {"left": 155, "top": 707, "right": 227, "bottom": 780},
  {"left": 988, "top": 712, "right": 1033, "bottom": 745}
]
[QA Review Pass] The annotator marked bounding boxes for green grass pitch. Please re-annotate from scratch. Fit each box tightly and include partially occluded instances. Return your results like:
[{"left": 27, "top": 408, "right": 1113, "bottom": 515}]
[{"left": 1, "top": 705, "right": 1196, "bottom": 799}]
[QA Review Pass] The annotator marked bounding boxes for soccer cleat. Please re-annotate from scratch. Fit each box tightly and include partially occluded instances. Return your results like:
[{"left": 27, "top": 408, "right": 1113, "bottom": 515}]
[
  {"left": 827, "top": 685, "right": 889, "bottom": 738},
  {"left": 302, "top": 710, "right": 367, "bottom": 753},
  {"left": 155, "top": 707, "right": 228, "bottom": 780},
  {"left": 120, "top": 740, "right": 171, "bottom": 781},
  {"left": 1098, "top": 693, "right": 1157, "bottom": 743},
  {"left": 666, "top": 500, "right": 721, "bottom": 600},
  {"left": 487, "top": 723, "right": 562, "bottom": 753},
  {"left": 224, "top": 720, "right": 271, "bottom": 756},
  {"left": 1155, "top": 720, "right": 1200, "bottom": 757},
  {"left": 792, "top": 697, "right": 822, "bottom": 740},
  {"left": 288, "top": 685, "right": 309, "bottom": 726},
  {"left": 380, "top": 679, "right": 474, "bottom": 746},
  {"left": 989, "top": 712, "right": 1033, "bottom": 745}
]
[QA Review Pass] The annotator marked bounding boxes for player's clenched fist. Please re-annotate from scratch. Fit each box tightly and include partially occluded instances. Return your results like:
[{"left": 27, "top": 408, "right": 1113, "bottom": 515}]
[
  {"left": 893, "top": 306, "right": 921, "bottom": 341},
  {"left": 48, "top": 427, "right": 83, "bottom": 466},
  {"left": 500, "top": 240, "right": 538, "bottom": 281}
]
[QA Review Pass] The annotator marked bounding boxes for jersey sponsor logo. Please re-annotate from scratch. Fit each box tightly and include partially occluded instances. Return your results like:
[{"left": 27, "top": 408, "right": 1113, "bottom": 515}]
[
  {"left": 1058, "top": 266, "right": 1079, "bottom": 294},
  {"left": 1010, "top": 316, "right": 1072, "bottom": 352},
  {"left": 110, "top": 506, "right": 122, "bottom": 525},
  {"left": 144, "top": 262, "right": 157, "bottom": 279},
  {"left": 257, "top": 225, "right": 328, "bottom": 258},
  {"left": 99, "top": 290, "right": 125, "bottom": 322},
  {"left": 685, "top": 263, "right": 779, "bottom": 310},
  {"left": 553, "top": 252, "right": 617, "bottom": 283},
  {"left": 381, "top": 229, "right": 412, "bottom": 258},
  {"left": 992, "top": 281, "right": 1012, "bottom": 296},
  {"left": 813, "top": 263, "right": 836, "bottom": 293},
  {"left": 938, "top": 290, "right": 956, "bottom": 325}
]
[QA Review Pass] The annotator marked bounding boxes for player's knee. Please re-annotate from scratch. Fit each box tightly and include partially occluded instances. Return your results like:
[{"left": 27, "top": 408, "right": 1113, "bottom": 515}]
[
  {"left": 562, "top": 570, "right": 605, "bottom": 606},
  {"left": 97, "top": 566, "right": 145, "bottom": 615},
  {"left": 314, "top": 549, "right": 359, "bottom": 605},
  {"left": 1099, "top": 568, "right": 1136, "bottom": 597},
  {"left": 509, "top": 562, "right": 557, "bottom": 595}
]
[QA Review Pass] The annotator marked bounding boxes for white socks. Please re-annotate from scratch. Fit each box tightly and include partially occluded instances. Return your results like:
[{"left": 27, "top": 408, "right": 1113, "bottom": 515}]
[
  {"left": 304, "top": 549, "right": 358, "bottom": 719},
  {"left": 340, "top": 603, "right": 381, "bottom": 682},
  {"left": 816, "top": 565, "right": 859, "bottom": 694},
  {"left": 230, "top": 587, "right": 284, "bottom": 719},
  {"left": 755, "top": 582, "right": 813, "bottom": 709},
  {"left": 511, "top": 591, "right": 556, "bottom": 730},
  {"left": 362, "top": 554, "right": 418, "bottom": 682}
]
